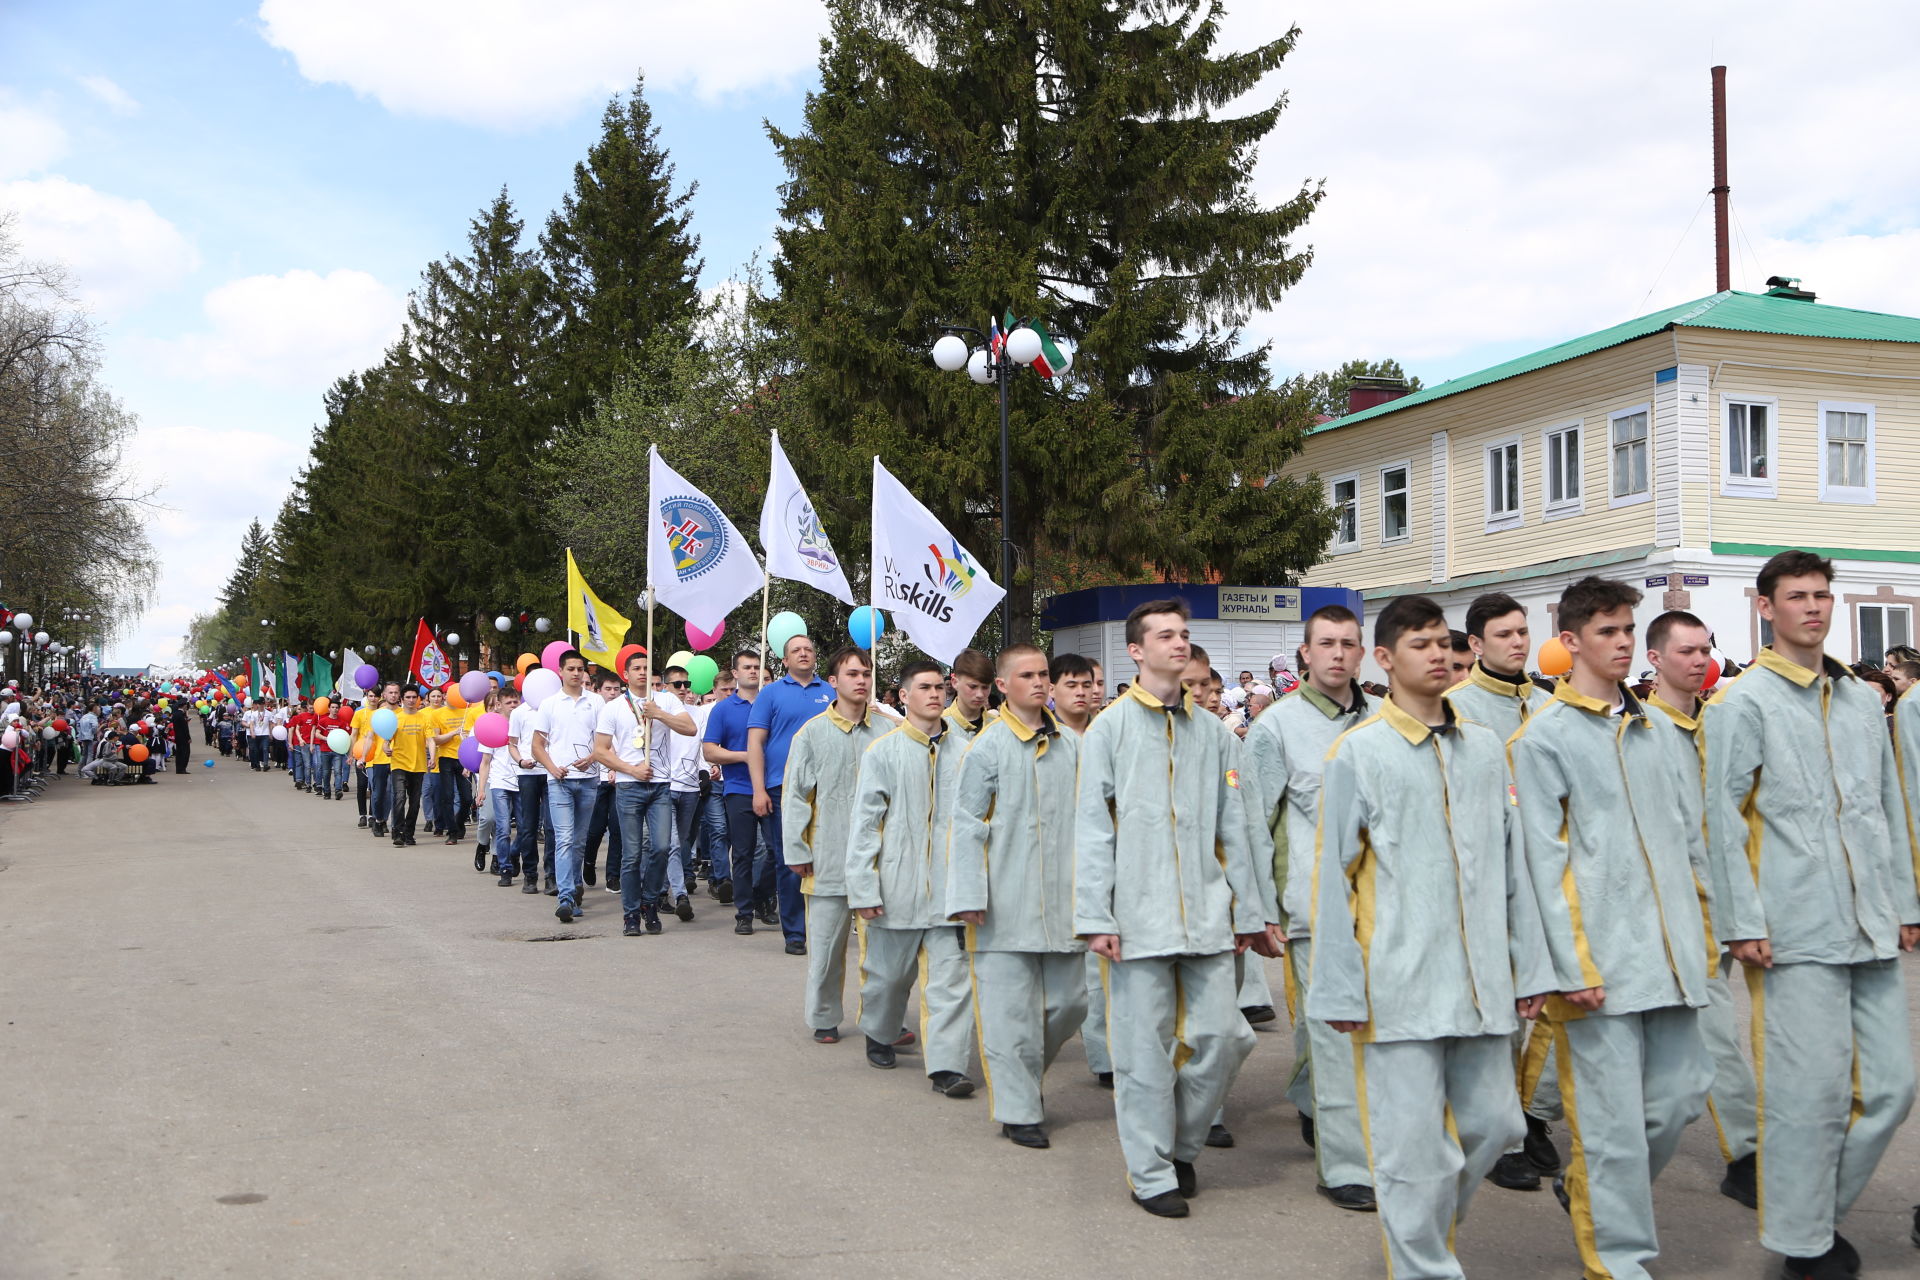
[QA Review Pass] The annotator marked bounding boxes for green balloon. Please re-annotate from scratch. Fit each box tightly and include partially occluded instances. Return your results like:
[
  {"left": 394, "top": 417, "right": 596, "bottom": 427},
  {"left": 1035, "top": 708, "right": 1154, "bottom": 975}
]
[
  {"left": 767, "top": 610, "right": 808, "bottom": 657},
  {"left": 686, "top": 654, "right": 719, "bottom": 696}
]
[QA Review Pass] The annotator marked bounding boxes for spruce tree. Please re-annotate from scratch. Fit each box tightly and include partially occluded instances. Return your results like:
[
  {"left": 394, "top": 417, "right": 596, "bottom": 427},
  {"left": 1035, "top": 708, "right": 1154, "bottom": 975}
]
[{"left": 764, "top": 0, "right": 1333, "bottom": 639}]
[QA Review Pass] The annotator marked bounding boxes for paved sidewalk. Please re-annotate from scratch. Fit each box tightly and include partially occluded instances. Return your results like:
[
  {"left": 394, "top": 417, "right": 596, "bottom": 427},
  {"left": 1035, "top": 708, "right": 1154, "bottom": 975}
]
[{"left": 2, "top": 762, "right": 1915, "bottom": 1278}]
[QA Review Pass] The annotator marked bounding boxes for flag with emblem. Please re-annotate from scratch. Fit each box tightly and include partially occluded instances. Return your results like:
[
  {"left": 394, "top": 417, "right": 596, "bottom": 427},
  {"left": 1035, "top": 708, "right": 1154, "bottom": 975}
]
[
  {"left": 647, "top": 446, "right": 763, "bottom": 633},
  {"left": 410, "top": 620, "right": 452, "bottom": 689},
  {"left": 566, "top": 548, "right": 631, "bottom": 671},
  {"left": 869, "top": 456, "right": 1005, "bottom": 664}
]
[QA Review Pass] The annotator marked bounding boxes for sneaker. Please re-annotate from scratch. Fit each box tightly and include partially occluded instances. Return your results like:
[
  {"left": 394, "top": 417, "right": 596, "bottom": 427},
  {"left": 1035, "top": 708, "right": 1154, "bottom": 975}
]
[
  {"left": 714, "top": 880, "right": 734, "bottom": 904},
  {"left": 358, "top": 816, "right": 369, "bottom": 828},
  {"left": 605, "top": 882, "right": 620, "bottom": 894},
  {"left": 521, "top": 877, "right": 540, "bottom": 895},
  {"left": 1523, "top": 1114, "right": 1561, "bottom": 1174},
  {"left": 929, "top": 1070, "right": 974, "bottom": 1099},
  {"left": 556, "top": 900, "right": 574, "bottom": 924},
  {"left": 1486, "top": 1152, "right": 1541, "bottom": 1191},
  {"left": 812, "top": 1027, "right": 840, "bottom": 1044},
  {"left": 892, "top": 1029, "right": 917, "bottom": 1048},
  {"left": 642, "top": 906, "right": 662, "bottom": 935},
  {"left": 1720, "top": 1152, "right": 1757, "bottom": 1209},
  {"left": 623, "top": 913, "right": 642, "bottom": 937},
  {"left": 1205, "top": 1123, "right": 1235, "bottom": 1148},
  {"left": 734, "top": 916, "right": 753, "bottom": 936},
  {"left": 674, "top": 893, "right": 694, "bottom": 922},
  {"left": 784, "top": 938, "right": 806, "bottom": 955},
  {"left": 756, "top": 902, "right": 777, "bottom": 927},
  {"left": 497, "top": 872, "right": 515, "bottom": 887}
]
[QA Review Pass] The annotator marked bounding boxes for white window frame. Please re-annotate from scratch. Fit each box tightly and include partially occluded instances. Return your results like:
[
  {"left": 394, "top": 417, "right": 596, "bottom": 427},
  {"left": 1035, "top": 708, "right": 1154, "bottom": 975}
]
[
  {"left": 1720, "top": 395, "right": 1778, "bottom": 497},
  {"left": 1328, "top": 471, "right": 1360, "bottom": 553},
  {"left": 1379, "top": 459, "right": 1412, "bottom": 544},
  {"left": 1540, "top": 420, "right": 1583, "bottom": 519},
  {"left": 1857, "top": 602, "right": 1912, "bottom": 666},
  {"left": 1484, "top": 435, "right": 1522, "bottom": 532},
  {"left": 1818, "top": 400, "right": 1876, "bottom": 504},
  {"left": 1608, "top": 404, "right": 1652, "bottom": 508}
]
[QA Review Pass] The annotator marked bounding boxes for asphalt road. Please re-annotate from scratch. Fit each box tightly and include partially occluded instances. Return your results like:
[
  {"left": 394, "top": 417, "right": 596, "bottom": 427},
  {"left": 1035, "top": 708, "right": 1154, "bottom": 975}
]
[{"left": 2, "top": 758, "right": 1917, "bottom": 1279}]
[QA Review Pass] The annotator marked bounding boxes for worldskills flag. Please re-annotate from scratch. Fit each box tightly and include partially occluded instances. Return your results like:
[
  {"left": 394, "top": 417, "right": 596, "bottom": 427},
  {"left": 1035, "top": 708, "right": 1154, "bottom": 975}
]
[
  {"left": 566, "top": 548, "right": 631, "bottom": 671},
  {"left": 870, "top": 456, "right": 1005, "bottom": 665},
  {"left": 647, "top": 445, "right": 763, "bottom": 633},
  {"left": 410, "top": 620, "right": 452, "bottom": 689},
  {"left": 760, "top": 430, "right": 855, "bottom": 607}
]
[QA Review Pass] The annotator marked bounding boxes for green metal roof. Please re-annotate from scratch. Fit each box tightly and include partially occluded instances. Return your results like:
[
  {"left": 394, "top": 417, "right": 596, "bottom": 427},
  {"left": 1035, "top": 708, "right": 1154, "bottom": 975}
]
[{"left": 1314, "top": 289, "right": 1920, "bottom": 435}]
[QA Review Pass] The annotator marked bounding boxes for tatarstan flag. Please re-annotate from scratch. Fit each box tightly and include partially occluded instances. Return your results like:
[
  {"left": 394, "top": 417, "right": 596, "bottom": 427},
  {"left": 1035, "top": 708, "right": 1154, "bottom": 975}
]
[{"left": 1030, "top": 320, "right": 1067, "bottom": 379}]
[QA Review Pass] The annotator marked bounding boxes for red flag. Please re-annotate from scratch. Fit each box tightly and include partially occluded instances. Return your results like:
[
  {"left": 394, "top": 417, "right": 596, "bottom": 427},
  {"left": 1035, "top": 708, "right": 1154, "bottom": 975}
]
[{"left": 410, "top": 620, "right": 452, "bottom": 688}]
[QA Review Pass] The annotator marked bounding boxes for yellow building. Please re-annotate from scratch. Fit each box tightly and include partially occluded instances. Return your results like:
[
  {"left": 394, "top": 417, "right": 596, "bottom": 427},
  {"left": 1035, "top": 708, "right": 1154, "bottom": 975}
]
[{"left": 1288, "top": 281, "right": 1920, "bottom": 675}]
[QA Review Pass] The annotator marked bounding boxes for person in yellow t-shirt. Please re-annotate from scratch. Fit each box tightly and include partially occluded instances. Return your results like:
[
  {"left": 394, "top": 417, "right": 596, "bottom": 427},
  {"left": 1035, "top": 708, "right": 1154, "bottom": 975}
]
[
  {"left": 387, "top": 688, "right": 432, "bottom": 848},
  {"left": 428, "top": 689, "right": 480, "bottom": 848},
  {"left": 421, "top": 688, "right": 449, "bottom": 835},
  {"left": 351, "top": 682, "right": 402, "bottom": 839}
]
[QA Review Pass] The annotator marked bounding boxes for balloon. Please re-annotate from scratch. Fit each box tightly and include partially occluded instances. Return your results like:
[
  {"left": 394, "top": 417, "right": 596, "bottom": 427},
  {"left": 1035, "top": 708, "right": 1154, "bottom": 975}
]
[
  {"left": 0, "top": 729, "right": 15, "bottom": 750},
  {"left": 313, "top": 697, "right": 330, "bottom": 716},
  {"left": 41, "top": 727, "right": 55, "bottom": 741},
  {"left": 474, "top": 712, "right": 510, "bottom": 749},
  {"left": 271, "top": 725, "right": 288, "bottom": 741},
  {"left": 522, "top": 667, "right": 562, "bottom": 708},
  {"left": 243, "top": 697, "right": 254, "bottom": 709},
  {"left": 534, "top": 617, "right": 552, "bottom": 634},
  {"left": 513, "top": 673, "right": 525, "bottom": 692},
  {"left": 666, "top": 649, "right": 694, "bottom": 673},
  {"left": 52, "top": 717, "right": 69, "bottom": 732},
  {"left": 1701, "top": 662, "right": 1722, "bottom": 692},
  {"left": 457, "top": 737, "right": 483, "bottom": 771},
  {"left": 203, "top": 758, "right": 214, "bottom": 768},
  {"left": 326, "top": 728, "right": 351, "bottom": 753},
  {"left": 686, "top": 654, "right": 719, "bottom": 696},
  {"left": 1537, "top": 637, "right": 1573, "bottom": 677},
  {"left": 354, "top": 664, "right": 379, "bottom": 691},
  {"left": 516, "top": 652, "right": 539, "bottom": 675},
  {"left": 848, "top": 606, "right": 888, "bottom": 648},
  {"left": 370, "top": 708, "right": 399, "bottom": 739},
  {"left": 235, "top": 674, "right": 249, "bottom": 686},
  {"left": 488, "top": 670, "right": 505, "bottom": 687},
  {"left": 494, "top": 616, "right": 512, "bottom": 632},
  {"left": 541, "top": 640, "right": 571, "bottom": 673},
  {"left": 445, "top": 686, "right": 468, "bottom": 711},
  {"left": 685, "top": 619, "right": 725, "bottom": 651},
  {"left": 614, "top": 643, "right": 648, "bottom": 674},
  {"left": 767, "top": 610, "right": 808, "bottom": 657},
  {"left": 459, "top": 670, "right": 491, "bottom": 703},
  {"left": 128, "top": 744, "right": 149, "bottom": 762}
]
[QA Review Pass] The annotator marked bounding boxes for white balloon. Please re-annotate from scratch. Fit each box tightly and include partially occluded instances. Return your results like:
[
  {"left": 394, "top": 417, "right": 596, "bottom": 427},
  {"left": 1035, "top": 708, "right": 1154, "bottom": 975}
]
[
  {"left": 41, "top": 727, "right": 56, "bottom": 740},
  {"left": 1006, "top": 326, "right": 1043, "bottom": 365},
  {"left": 967, "top": 348, "right": 992, "bottom": 385},
  {"left": 445, "top": 632, "right": 460, "bottom": 646},
  {"left": 931, "top": 334, "right": 969, "bottom": 372},
  {"left": 494, "top": 616, "right": 512, "bottom": 632},
  {"left": 534, "top": 617, "right": 552, "bottom": 634},
  {"left": 271, "top": 725, "right": 288, "bottom": 740},
  {"left": 521, "top": 666, "right": 562, "bottom": 708}
]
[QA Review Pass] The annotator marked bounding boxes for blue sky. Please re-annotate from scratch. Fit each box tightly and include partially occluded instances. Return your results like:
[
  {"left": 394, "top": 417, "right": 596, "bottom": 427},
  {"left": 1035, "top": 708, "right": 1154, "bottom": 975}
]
[{"left": 4, "top": 1, "right": 1917, "bottom": 666}]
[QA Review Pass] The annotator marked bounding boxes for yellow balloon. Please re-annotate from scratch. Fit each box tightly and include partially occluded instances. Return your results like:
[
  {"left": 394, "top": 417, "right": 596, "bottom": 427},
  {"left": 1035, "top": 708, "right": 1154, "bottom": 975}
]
[{"left": 1537, "top": 637, "right": 1572, "bottom": 677}]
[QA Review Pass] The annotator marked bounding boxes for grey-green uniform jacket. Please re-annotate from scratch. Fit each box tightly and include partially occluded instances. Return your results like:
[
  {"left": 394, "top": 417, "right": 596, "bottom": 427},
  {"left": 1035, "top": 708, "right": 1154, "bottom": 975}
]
[
  {"left": 946, "top": 709, "right": 1084, "bottom": 953},
  {"left": 1444, "top": 661, "right": 1547, "bottom": 741},
  {"left": 1509, "top": 682, "right": 1712, "bottom": 1014},
  {"left": 845, "top": 719, "right": 951, "bottom": 930},
  {"left": 1309, "top": 696, "right": 1552, "bottom": 1042},
  {"left": 1897, "top": 688, "right": 1920, "bottom": 896},
  {"left": 1242, "top": 682, "right": 1370, "bottom": 938},
  {"left": 1073, "top": 683, "right": 1272, "bottom": 958},
  {"left": 782, "top": 701, "right": 887, "bottom": 896},
  {"left": 1703, "top": 650, "right": 1920, "bottom": 963}
]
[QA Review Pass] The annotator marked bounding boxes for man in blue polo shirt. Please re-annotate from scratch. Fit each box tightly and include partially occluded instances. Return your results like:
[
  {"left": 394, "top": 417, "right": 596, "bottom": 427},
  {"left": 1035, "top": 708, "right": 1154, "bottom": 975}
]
[
  {"left": 747, "top": 633, "right": 833, "bottom": 956},
  {"left": 704, "top": 650, "right": 777, "bottom": 940}
]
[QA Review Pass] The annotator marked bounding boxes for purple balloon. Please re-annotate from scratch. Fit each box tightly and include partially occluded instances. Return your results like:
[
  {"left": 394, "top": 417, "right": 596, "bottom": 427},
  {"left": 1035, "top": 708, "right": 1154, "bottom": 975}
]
[
  {"left": 458, "top": 670, "right": 491, "bottom": 703},
  {"left": 354, "top": 663, "right": 380, "bottom": 691},
  {"left": 457, "top": 736, "right": 483, "bottom": 771}
]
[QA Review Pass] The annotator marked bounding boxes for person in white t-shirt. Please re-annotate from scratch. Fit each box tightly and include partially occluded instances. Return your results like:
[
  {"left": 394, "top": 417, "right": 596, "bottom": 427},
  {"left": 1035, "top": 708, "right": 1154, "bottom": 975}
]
[
  {"left": 687, "top": 695, "right": 732, "bottom": 900},
  {"left": 662, "top": 666, "right": 709, "bottom": 904},
  {"left": 479, "top": 686, "right": 524, "bottom": 885},
  {"left": 532, "top": 650, "right": 609, "bottom": 924},
  {"left": 593, "top": 649, "right": 695, "bottom": 936},
  {"left": 508, "top": 687, "right": 554, "bottom": 896}
]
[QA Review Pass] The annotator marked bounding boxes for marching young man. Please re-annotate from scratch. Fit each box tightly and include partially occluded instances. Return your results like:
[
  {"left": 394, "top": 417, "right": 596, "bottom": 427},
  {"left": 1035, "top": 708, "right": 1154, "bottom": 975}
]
[
  {"left": 1048, "top": 653, "right": 1097, "bottom": 736},
  {"left": 782, "top": 646, "right": 886, "bottom": 1043},
  {"left": 1048, "top": 651, "right": 1110, "bottom": 1088},
  {"left": 947, "top": 643, "right": 1085, "bottom": 1149},
  {"left": 1704, "top": 550, "right": 1918, "bottom": 1280},
  {"left": 596, "top": 648, "right": 695, "bottom": 935},
  {"left": 846, "top": 660, "right": 976, "bottom": 1099},
  {"left": 945, "top": 649, "right": 995, "bottom": 740},
  {"left": 1312, "top": 594, "right": 1551, "bottom": 1277},
  {"left": 532, "top": 650, "right": 609, "bottom": 923},
  {"left": 1644, "top": 609, "right": 1759, "bottom": 1208},
  {"left": 1243, "top": 602, "right": 1375, "bottom": 1212},
  {"left": 1076, "top": 598, "right": 1277, "bottom": 1218},
  {"left": 1509, "top": 578, "right": 1714, "bottom": 1280}
]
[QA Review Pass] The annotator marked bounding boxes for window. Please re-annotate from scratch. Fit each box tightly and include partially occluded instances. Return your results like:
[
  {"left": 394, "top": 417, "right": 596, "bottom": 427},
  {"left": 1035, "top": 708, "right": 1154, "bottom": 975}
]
[
  {"left": 1330, "top": 474, "right": 1359, "bottom": 551},
  {"left": 1723, "top": 398, "right": 1775, "bottom": 495},
  {"left": 1819, "top": 401, "right": 1875, "bottom": 502},
  {"left": 1380, "top": 462, "right": 1410, "bottom": 542},
  {"left": 1609, "top": 406, "right": 1650, "bottom": 504},
  {"left": 1543, "top": 422, "right": 1581, "bottom": 516},
  {"left": 1858, "top": 603, "right": 1912, "bottom": 666},
  {"left": 1485, "top": 438, "right": 1521, "bottom": 529}
]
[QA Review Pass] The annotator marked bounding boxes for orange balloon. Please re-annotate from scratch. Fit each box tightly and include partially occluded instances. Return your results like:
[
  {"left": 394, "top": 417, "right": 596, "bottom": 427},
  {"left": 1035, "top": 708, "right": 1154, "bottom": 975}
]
[
  {"left": 127, "top": 744, "right": 150, "bottom": 763},
  {"left": 235, "top": 674, "right": 249, "bottom": 686},
  {"left": 516, "top": 652, "right": 539, "bottom": 675},
  {"left": 313, "top": 697, "right": 330, "bottom": 716},
  {"left": 1537, "top": 637, "right": 1573, "bottom": 677},
  {"left": 445, "top": 687, "right": 467, "bottom": 710}
]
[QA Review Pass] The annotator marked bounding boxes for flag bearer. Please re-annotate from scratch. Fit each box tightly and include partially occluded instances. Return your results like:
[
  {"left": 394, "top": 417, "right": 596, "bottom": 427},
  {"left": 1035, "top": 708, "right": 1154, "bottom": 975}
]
[
  {"left": 1644, "top": 608, "right": 1759, "bottom": 1208},
  {"left": 1075, "top": 598, "right": 1278, "bottom": 1218},
  {"left": 947, "top": 643, "right": 1085, "bottom": 1149},
  {"left": 1311, "top": 594, "right": 1552, "bottom": 1278},
  {"left": 1510, "top": 578, "right": 1714, "bottom": 1280},
  {"left": 1243, "top": 603, "right": 1375, "bottom": 1212},
  {"left": 847, "top": 660, "right": 976, "bottom": 1099},
  {"left": 1705, "top": 550, "right": 1918, "bottom": 1280},
  {"left": 783, "top": 646, "right": 885, "bottom": 1044}
]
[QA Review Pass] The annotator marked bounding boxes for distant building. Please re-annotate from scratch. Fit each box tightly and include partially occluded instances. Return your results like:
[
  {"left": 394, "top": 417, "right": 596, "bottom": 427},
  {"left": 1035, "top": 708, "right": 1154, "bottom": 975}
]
[{"left": 1285, "top": 282, "right": 1920, "bottom": 675}]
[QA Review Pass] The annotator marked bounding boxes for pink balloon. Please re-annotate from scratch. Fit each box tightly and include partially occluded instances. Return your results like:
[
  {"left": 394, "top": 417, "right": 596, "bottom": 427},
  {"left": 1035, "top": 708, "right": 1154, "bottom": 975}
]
[
  {"left": 474, "top": 712, "right": 510, "bottom": 749},
  {"left": 541, "top": 639, "right": 571, "bottom": 673},
  {"left": 685, "top": 619, "right": 726, "bottom": 651}
]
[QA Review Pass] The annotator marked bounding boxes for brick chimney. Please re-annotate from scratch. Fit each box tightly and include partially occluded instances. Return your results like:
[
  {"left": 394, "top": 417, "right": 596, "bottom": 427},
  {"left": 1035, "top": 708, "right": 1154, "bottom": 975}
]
[{"left": 1348, "top": 376, "right": 1411, "bottom": 415}]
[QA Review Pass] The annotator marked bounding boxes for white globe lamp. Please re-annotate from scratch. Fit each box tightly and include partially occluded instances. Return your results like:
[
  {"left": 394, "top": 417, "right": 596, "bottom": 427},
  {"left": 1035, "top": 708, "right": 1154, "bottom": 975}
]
[
  {"left": 1006, "top": 326, "right": 1043, "bottom": 365},
  {"left": 931, "top": 334, "right": 970, "bottom": 372}
]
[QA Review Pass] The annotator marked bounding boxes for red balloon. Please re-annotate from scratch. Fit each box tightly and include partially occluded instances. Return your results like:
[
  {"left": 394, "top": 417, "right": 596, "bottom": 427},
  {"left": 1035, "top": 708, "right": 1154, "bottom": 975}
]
[
  {"left": 52, "top": 718, "right": 69, "bottom": 732},
  {"left": 513, "top": 672, "right": 526, "bottom": 692},
  {"left": 1701, "top": 663, "right": 1721, "bottom": 692}
]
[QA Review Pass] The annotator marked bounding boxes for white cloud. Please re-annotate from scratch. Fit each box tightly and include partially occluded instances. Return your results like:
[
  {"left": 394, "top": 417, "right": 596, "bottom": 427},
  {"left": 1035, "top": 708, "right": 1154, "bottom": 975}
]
[
  {"left": 0, "top": 176, "right": 199, "bottom": 313},
  {"left": 78, "top": 74, "right": 141, "bottom": 116},
  {"left": 0, "top": 102, "right": 67, "bottom": 178},
  {"left": 256, "top": 0, "right": 829, "bottom": 129},
  {"left": 145, "top": 268, "right": 405, "bottom": 388}
]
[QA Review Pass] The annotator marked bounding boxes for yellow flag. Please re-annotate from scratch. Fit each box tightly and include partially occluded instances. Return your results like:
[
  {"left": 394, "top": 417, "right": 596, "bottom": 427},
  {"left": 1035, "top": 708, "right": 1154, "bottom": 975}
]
[{"left": 566, "top": 549, "right": 631, "bottom": 671}]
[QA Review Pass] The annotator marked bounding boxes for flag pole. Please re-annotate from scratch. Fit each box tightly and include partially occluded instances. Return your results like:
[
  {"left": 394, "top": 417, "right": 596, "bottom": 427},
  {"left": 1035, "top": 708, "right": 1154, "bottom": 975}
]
[
  {"left": 642, "top": 585, "right": 655, "bottom": 754},
  {"left": 760, "top": 571, "right": 771, "bottom": 672}
]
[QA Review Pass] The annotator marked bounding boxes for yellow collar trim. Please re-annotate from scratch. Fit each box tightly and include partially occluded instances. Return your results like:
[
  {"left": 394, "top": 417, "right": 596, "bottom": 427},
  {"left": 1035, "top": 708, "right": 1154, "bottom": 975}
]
[
  {"left": 1464, "top": 660, "right": 1532, "bottom": 699},
  {"left": 943, "top": 705, "right": 986, "bottom": 735},
  {"left": 1123, "top": 682, "right": 1196, "bottom": 717},
  {"left": 997, "top": 706, "right": 1060, "bottom": 743},
  {"left": 895, "top": 719, "right": 942, "bottom": 747},
  {"left": 1378, "top": 693, "right": 1457, "bottom": 745},
  {"left": 1299, "top": 680, "right": 1367, "bottom": 720},
  {"left": 1647, "top": 692, "right": 1700, "bottom": 731},
  {"left": 1751, "top": 646, "right": 1850, "bottom": 688},
  {"left": 1551, "top": 679, "right": 1648, "bottom": 724},
  {"left": 825, "top": 701, "right": 874, "bottom": 732}
]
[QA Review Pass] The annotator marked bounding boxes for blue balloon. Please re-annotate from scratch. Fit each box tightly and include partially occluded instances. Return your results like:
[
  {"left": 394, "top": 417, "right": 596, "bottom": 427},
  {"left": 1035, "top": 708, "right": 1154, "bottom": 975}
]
[
  {"left": 371, "top": 708, "right": 399, "bottom": 739},
  {"left": 202, "top": 758, "right": 214, "bottom": 768},
  {"left": 488, "top": 670, "right": 505, "bottom": 687},
  {"left": 849, "top": 606, "right": 888, "bottom": 648}
]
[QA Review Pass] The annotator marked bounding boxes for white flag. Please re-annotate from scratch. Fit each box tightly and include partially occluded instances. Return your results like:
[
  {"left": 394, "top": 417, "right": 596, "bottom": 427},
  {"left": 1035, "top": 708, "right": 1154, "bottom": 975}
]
[
  {"left": 648, "top": 445, "right": 764, "bottom": 633},
  {"left": 871, "top": 456, "right": 1006, "bottom": 664},
  {"left": 338, "top": 649, "right": 364, "bottom": 701},
  {"left": 760, "top": 431, "right": 856, "bottom": 606}
]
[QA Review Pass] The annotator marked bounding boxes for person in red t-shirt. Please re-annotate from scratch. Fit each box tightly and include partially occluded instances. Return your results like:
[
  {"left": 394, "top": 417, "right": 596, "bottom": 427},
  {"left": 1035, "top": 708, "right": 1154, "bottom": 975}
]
[
  {"left": 288, "top": 701, "right": 318, "bottom": 793},
  {"left": 317, "top": 702, "right": 355, "bottom": 802}
]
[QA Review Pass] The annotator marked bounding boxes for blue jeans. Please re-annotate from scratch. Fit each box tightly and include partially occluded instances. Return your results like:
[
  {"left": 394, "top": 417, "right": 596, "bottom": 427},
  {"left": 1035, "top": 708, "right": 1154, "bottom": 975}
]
[
  {"left": 329, "top": 752, "right": 352, "bottom": 794},
  {"left": 288, "top": 744, "right": 305, "bottom": 784},
  {"left": 488, "top": 788, "right": 518, "bottom": 873},
  {"left": 367, "top": 763, "right": 391, "bottom": 826},
  {"left": 616, "top": 782, "right": 675, "bottom": 916},
  {"left": 698, "top": 792, "right": 729, "bottom": 879},
  {"left": 669, "top": 790, "right": 702, "bottom": 892},
  {"left": 584, "top": 780, "right": 623, "bottom": 881},
  {"left": 248, "top": 735, "right": 268, "bottom": 768},
  {"left": 725, "top": 790, "right": 804, "bottom": 942},
  {"left": 546, "top": 776, "right": 598, "bottom": 909},
  {"left": 514, "top": 774, "right": 557, "bottom": 881}
]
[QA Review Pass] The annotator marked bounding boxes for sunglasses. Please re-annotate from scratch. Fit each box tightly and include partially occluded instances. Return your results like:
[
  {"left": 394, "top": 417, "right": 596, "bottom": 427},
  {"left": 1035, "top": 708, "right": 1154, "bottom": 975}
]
[{"left": 667, "top": 680, "right": 691, "bottom": 690}]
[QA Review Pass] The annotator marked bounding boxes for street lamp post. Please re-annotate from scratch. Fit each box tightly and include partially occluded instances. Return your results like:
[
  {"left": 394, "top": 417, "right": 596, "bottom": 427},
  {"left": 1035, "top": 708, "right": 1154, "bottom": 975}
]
[{"left": 929, "top": 317, "right": 1070, "bottom": 645}]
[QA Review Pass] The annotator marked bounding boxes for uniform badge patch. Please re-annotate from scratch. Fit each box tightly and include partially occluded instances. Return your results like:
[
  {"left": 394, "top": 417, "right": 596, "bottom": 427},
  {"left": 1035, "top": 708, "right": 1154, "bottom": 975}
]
[{"left": 1226, "top": 768, "right": 1241, "bottom": 789}]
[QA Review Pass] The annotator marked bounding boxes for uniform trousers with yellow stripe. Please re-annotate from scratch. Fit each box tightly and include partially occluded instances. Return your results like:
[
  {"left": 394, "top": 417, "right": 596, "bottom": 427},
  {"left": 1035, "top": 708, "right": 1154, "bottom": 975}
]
[
  {"left": 1550, "top": 1006, "right": 1710, "bottom": 1280},
  {"left": 1082, "top": 952, "right": 1112, "bottom": 1076},
  {"left": 969, "top": 950, "right": 1088, "bottom": 1125},
  {"left": 1106, "top": 950, "right": 1255, "bottom": 1199},
  {"left": 1356, "top": 1034, "right": 1520, "bottom": 1280},
  {"left": 1698, "top": 951, "right": 1757, "bottom": 1163},
  {"left": 856, "top": 922, "right": 975, "bottom": 1077},
  {"left": 802, "top": 892, "right": 853, "bottom": 1032},
  {"left": 1285, "top": 938, "right": 1373, "bottom": 1190},
  {"left": 1745, "top": 958, "right": 1915, "bottom": 1259}
]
